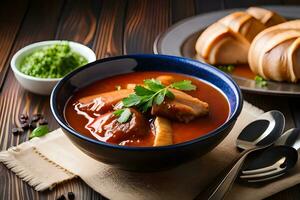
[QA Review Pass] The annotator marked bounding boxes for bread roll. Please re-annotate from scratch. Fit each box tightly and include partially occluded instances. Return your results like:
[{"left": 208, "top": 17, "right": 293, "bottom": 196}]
[
  {"left": 195, "top": 7, "right": 285, "bottom": 65},
  {"left": 248, "top": 20, "right": 300, "bottom": 82}
]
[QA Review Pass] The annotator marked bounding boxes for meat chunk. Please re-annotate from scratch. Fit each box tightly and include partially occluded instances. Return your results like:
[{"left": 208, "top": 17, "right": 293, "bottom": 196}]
[
  {"left": 87, "top": 108, "right": 149, "bottom": 144},
  {"left": 153, "top": 117, "right": 173, "bottom": 146},
  {"left": 156, "top": 75, "right": 176, "bottom": 85},
  {"left": 78, "top": 89, "right": 133, "bottom": 114},
  {"left": 151, "top": 89, "right": 209, "bottom": 123}
]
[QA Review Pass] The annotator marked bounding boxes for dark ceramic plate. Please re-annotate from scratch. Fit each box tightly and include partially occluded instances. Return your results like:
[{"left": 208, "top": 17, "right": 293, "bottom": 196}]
[
  {"left": 154, "top": 6, "right": 300, "bottom": 96},
  {"left": 51, "top": 54, "right": 242, "bottom": 171}
]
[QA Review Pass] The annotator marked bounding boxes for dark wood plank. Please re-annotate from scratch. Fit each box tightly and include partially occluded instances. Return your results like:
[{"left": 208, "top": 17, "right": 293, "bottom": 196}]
[
  {"left": 289, "top": 98, "right": 300, "bottom": 128},
  {"left": 93, "top": 0, "right": 127, "bottom": 58},
  {"left": 0, "top": 0, "right": 28, "bottom": 90},
  {"left": 281, "top": 0, "right": 300, "bottom": 5},
  {"left": 55, "top": 0, "right": 101, "bottom": 48},
  {"left": 171, "top": 0, "right": 195, "bottom": 24},
  {"left": 194, "top": 0, "right": 224, "bottom": 14},
  {"left": 224, "top": 0, "right": 281, "bottom": 8},
  {"left": 0, "top": 0, "right": 65, "bottom": 199},
  {"left": 243, "top": 93, "right": 295, "bottom": 130},
  {"left": 124, "top": 0, "right": 170, "bottom": 54}
]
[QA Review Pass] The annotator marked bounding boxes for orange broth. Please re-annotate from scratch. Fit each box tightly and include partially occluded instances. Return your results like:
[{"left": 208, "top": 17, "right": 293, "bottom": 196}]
[{"left": 64, "top": 72, "right": 230, "bottom": 147}]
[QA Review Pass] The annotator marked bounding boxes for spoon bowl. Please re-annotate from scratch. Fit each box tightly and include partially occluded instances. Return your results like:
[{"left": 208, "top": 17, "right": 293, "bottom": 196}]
[
  {"left": 275, "top": 128, "right": 300, "bottom": 151},
  {"left": 197, "top": 110, "right": 285, "bottom": 200},
  {"left": 240, "top": 145, "right": 298, "bottom": 182},
  {"left": 240, "top": 128, "right": 300, "bottom": 182},
  {"left": 237, "top": 111, "right": 285, "bottom": 150}
]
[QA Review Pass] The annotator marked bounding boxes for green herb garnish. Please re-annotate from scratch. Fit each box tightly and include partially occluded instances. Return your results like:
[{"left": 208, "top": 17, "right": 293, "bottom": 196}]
[
  {"left": 255, "top": 75, "right": 268, "bottom": 87},
  {"left": 114, "top": 79, "right": 197, "bottom": 123},
  {"left": 29, "top": 125, "right": 49, "bottom": 139},
  {"left": 19, "top": 42, "right": 88, "bottom": 78},
  {"left": 217, "top": 65, "right": 235, "bottom": 73},
  {"left": 113, "top": 108, "right": 132, "bottom": 123}
]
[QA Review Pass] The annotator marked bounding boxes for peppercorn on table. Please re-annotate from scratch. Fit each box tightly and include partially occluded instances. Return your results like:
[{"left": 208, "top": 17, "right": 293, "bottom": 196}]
[{"left": 1, "top": 0, "right": 300, "bottom": 199}]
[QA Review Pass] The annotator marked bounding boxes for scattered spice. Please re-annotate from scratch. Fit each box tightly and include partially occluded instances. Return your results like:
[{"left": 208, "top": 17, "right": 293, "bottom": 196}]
[
  {"left": 29, "top": 121, "right": 36, "bottom": 129},
  {"left": 31, "top": 115, "right": 40, "bottom": 122},
  {"left": 17, "top": 128, "right": 24, "bottom": 133},
  {"left": 20, "top": 114, "right": 28, "bottom": 120},
  {"left": 56, "top": 194, "right": 66, "bottom": 200},
  {"left": 67, "top": 192, "right": 75, "bottom": 200},
  {"left": 20, "top": 118, "right": 27, "bottom": 123},
  {"left": 11, "top": 127, "right": 24, "bottom": 135},
  {"left": 20, "top": 122, "right": 29, "bottom": 130},
  {"left": 13, "top": 113, "right": 49, "bottom": 138},
  {"left": 12, "top": 127, "right": 19, "bottom": 135},
  {"left": 39, "top": 118, "right": 48, "bottom": 125}
]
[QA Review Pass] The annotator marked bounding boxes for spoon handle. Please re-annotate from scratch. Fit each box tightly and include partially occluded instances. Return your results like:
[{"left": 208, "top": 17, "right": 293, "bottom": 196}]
[{"left": 195, "top": 148, "right": 257, "bottom": 200}]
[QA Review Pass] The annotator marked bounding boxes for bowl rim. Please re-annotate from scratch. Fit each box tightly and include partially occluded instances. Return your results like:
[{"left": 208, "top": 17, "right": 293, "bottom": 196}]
[
  {"left": 10, "top": 40, "right": 97, "bottom": 82},
  {"left": 50, "top": 54, "right": 243, "bottom": 151}
]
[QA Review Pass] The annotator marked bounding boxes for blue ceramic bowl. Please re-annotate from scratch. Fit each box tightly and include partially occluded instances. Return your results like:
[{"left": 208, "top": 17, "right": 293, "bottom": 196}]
[{"left": 50, "top": 54, "right": 243, "bottom": 171}]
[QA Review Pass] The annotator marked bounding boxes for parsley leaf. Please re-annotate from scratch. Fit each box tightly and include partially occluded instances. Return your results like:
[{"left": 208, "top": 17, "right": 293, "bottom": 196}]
[
  {"left": 29, "top": 125, "right": 49, "bottom": 139},
  {"left": 170, "top": 80, "right": 196, "bottom": 91},
  {"left": 144, "top": 79, "right": 165, "bottom": 91},
  {"left": 255, "top": 75, "right": 268, "bottom": 87},
  {"left": 119, "top": 78, "right": 197, "bottom": 116},
  {"left": 122, "top": 94, "right": 141, "bottom": 107},
  {"left": 134, "top": 85, "right": 155, "bottom": 96},
  {"left": 154, "top": 89, "right": 166, "bottom": 105},
  {"left": 217, "top": 65, "right": 235, "bottom": 73},
  {"left": 114, "top": 108, "right": 132, "bottom": 123},
  {"left": 113, "top": 109, "right": 125, "bottom": 116}
]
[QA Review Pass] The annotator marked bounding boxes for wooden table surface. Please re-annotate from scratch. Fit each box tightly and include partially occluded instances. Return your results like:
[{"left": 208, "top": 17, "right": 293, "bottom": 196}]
[{"left": 1, "top": 0, "right": 300, "bottom": 199}]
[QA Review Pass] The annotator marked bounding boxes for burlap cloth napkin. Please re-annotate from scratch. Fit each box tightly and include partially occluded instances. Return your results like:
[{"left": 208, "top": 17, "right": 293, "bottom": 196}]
[{"left": 1, "top": 101, "right": 300, "bottom": 200}]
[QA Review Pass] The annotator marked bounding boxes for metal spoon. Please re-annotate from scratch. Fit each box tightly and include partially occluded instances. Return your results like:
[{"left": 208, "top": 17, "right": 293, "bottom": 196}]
[
  {"left": 240, "top": 145, "right": 298, "bottom": 182},
  {"left": 275, "top": 128, "right": 300, "bottom": 150},
  {"left": 240, "top": 128, "right": 300, "bottom": 182},
  {"left": 196, "top": 110, "right": 285, "bottom": 200}
]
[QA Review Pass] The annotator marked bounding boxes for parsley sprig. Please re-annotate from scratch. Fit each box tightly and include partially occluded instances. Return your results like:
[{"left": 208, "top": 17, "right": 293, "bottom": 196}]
[
  {"left": 255, "top": 75, "right": 268, "bottom": 87},
  {"left": 217, "top": 65, "right": 235, "bottom": 73},
  {"left": 113, "top": 79, "right": 197, "bottom": 123}
]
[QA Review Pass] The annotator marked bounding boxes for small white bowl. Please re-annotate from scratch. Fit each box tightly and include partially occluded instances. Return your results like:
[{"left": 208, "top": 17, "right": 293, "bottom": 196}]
[{"left": 11, "top": 40, "right": 96, "bottom": 95}]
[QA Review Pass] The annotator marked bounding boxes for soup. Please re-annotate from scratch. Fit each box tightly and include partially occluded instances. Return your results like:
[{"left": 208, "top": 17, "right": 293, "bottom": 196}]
[{"left": 64, "top": 72, "right": 229, "bottom": 147}]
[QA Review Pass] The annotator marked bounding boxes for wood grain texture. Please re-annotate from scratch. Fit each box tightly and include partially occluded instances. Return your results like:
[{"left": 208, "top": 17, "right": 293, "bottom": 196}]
[
  {"left": 224, "top": 0, "right": 281, "bottom": 8},
  {"left": 0, "top": 0, "right": 28, "bottom": 89},
  {"left": 124, "top": 0, "right": 171, "bottom": 54},
  {"left": 93, "top": 0, "right": 127, "bottom": 58},
  {"left": 0, "top": 0, "right": 65, "bottom": 199},
  {"left": 194, "top": 0, "right": 224, "bottom": 14},
  {"left": 171, "top": 0, "right": 195, "bottom": 23},
  {"left": 1, "top": 0, "right": 300, "bottom": 199},
  {"left": 55, "top": 0, "right": 101, "bottom": 47}
]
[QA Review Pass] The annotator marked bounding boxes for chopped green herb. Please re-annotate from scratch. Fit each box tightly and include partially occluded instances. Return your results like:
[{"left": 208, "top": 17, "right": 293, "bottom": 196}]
[
  {"left": 120, "top": 79, "right": 197, "bottom": 114},
  {"left": 115, "top": 85, "right": 121, "bottom": 90},
  {"left": 29, "top": 125, "right": 49, "bottom": 139},
  {"left": 217, "top": 65, "right": 235, "bottom": 73},
  {"left": 113, "top": 109, "right": 125, "bottom": 116},
  {"left": 170, "top": 80, "right": 197, "bottom": 91},
  {"left": 114, "top": 108, "right": 132, "bottom": 123},
  {"left": 255, "top": 75, "right": 268, "bottom": 87},
  {"left": 144, "top": 79, "right": 165, "bottom": 91},
  {"left": 19, "top": 42, "right": 88, "bottom": 78}
]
